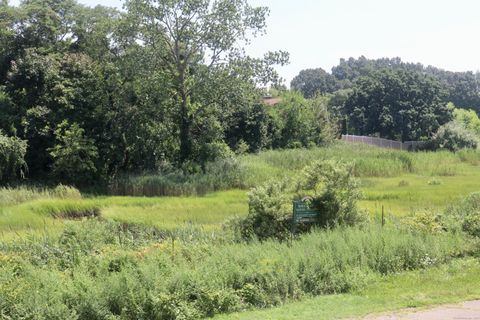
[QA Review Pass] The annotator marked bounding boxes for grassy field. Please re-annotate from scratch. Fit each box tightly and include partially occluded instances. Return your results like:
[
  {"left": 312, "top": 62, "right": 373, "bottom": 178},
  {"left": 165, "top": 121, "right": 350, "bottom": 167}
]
[
  {"left": 2, "top": 144, "right": 480, "bottom": 238},
  {"left": 0, "top": 142, "right": 479, "bottom": 319}
]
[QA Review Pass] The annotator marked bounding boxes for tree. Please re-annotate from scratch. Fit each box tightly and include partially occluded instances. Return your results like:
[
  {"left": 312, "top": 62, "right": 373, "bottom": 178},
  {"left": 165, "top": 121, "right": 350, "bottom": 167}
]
[
  {"left": 330, "top": 56, "right": 480, "bottom": 112},
  {"left": 124, "top": 0, "right": 288, "bottom": 164},
  {"left": 290, "top": 68, "right": 338, "bottom": 98},
  {"left": 270, "top": 91, "right": 336, "bottom": 148},
  {"left": 48, "top": 121, "right": 98, "bottom": 184},
  {"left": 430, "top": 121, "right": 478, "bottom": 151},
  {"left": 344, "top": 69, "right": 451, "bottom": 141},
  {"left": 453, "top": 106, "right": 480, "bottom": 136}
]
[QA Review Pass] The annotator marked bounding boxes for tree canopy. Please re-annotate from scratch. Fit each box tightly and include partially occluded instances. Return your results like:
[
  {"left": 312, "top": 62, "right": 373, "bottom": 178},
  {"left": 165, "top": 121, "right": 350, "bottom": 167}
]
[
  {"left": 290, "top": 68, "right": 339, "bottom": 98},
  {"left": 344, "top": 68, "right": 452, "bottom": 141},
  {"left": 0, "top": 0, "right": 301, "bottom": 186}
]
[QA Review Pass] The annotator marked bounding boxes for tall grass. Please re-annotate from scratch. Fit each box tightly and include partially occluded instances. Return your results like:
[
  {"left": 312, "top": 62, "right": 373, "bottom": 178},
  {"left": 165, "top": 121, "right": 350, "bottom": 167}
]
[
  {"left": 0, "top": 185, "right": 81, "bottom": 207},
  {"left": 108, "top": 142, "right": 480, "bottom": 197},
  {"left": 0, "top": 223, "right": 473, "bottom": 320},
  {"left": 109, "top": 158, "right": 247, "bottom": 197}
]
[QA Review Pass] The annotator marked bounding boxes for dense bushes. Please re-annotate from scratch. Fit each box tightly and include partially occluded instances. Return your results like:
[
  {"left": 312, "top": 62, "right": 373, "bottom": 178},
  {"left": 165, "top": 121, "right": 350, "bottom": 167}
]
[
  {"left": 269, "top": 92, "right": 336, "bottom": 149},
  {"left": 298, "top": 160, "right": 367, "bottom": 227},
  {"left": 430, "top": 121, "right": 478, "bottom": 151},
  {"left": 239, "top": 179, "right": 292, "bottom": 241},
  {"left": 0, "top": 132, "right": 27, "bottom": 182},
  {"left": 238, "top": 160, "right": 366, "bottom": 240},
  {"left": 445, "top": 192, "right": 480, "bottom": 237},
  {"left": 0, "top": 221, "right": 472, "bottom": 320}
]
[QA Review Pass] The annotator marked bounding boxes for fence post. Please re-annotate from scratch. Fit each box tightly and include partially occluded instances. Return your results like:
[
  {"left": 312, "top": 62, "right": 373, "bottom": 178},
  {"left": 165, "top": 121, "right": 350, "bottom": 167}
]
[{"left": 382, "top": 205, "right": 385, "bottom": 227}]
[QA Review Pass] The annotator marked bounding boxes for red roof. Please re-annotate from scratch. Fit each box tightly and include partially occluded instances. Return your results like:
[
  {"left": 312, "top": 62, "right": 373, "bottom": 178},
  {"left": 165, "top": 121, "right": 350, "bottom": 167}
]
[{"left": 263, "top": 97, "right": 282, "bottom": 106}]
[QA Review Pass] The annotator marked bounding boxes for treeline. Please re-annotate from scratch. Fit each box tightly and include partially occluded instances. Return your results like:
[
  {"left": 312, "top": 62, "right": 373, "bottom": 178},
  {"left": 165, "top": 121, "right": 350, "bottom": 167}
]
[
  {"left": 292, "top": 56, "right": 480, "bottom": 111},
  {"left": 1, "top": 0, "right": 337, "bottom": 186},
  {"left": 2, "top": 0, "right": 479, "bottom": 188},
  {"left": 292, "top": 56, "right": 480, "bottom": 146}
]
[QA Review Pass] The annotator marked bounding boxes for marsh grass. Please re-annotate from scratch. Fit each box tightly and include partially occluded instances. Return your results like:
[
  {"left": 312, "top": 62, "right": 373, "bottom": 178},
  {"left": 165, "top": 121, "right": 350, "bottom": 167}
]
[
  {"left": 108, "top": 142, "right": 480, "bottom": 197},
  {"left": 0, "top": 144, "right": 479, "bottom": 319},
  {"left": 0, "top": 224, "right": 473, "bottom": 320}
]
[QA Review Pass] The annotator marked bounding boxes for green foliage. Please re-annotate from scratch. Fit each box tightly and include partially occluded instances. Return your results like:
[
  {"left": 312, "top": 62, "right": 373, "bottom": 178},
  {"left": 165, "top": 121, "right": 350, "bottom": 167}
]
[
  {"left": 239, "top": 179, "right": 292, "bottom": 241},
  {"left": 453, "top": 106, "right": 480, "bottom": 136},
  {"left": 0, "top": 185, "right": 82, "bottom": 207},
  {"left": 124, "top": 0, "right": 288, "bottom": 164},
  {"left": 427, "top": 178, "right": 442, "bottom": 186},
  {"left": 298, "top": 160, "right": 367, "bottom": 227},
  {"left": 290, "top": 68, "right": 339, "bottom": 98},
  {"left": 49, "top": 121, "right": 99, "bottom": 185},
  {"left": 52, "top": 184, "right": 82, "bottom": 199},
  {"left": 239, "top": 160, "right": 365, "bottom": 240},
  {"left": 109, "top": 158, "right": 247, "bottom": 197},
  {"left": 270, "top": 92, "right": 336, "bottom": 149},
  {"left": 0, "top": 221, "right": 472, "bottom": 319},
  {"left": 403, "top": 211, "right": 445, "bottom": 234},
  {"left": 446, "top": 192, "right": 480, "bottom": 237},
  {"left": 0, "top": 131, "right": 27, "bottom": 182},
  {"left": 0, "top": 0, "right": 292, "bottom": 185},
  {"left": 344, "top": 68, "right": 451, "bottom": 141},
  {"left": 430, "top": 121, "right": 478, "bottom": 151},
  {"left": 330, "top": 56, "right": 480, "bottom": 111}
]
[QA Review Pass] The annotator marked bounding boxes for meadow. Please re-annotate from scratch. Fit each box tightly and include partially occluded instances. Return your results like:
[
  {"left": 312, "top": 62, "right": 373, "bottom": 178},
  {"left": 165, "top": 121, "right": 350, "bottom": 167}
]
[
  {"left": 2, "top": 142, "right": 480, "bottom": 238},
  {"left": 0, "top": 142, "right": 480, "bottom": 319}
]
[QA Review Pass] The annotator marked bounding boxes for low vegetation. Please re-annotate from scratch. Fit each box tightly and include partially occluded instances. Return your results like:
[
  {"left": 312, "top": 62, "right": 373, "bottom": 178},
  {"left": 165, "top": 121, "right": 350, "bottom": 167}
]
[
  {"left": 0, "top": 143, "right": 479, "bottom": 319},
  {"left": 0, "top": 223, "right": 474, "bottom": 319},
  {"left": 1, "top": 0, "right": 479, "bottom": 319}
]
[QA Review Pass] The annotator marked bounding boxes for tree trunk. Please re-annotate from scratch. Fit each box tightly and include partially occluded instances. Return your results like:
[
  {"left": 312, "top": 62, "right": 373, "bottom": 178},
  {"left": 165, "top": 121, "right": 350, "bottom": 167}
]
[
  {"left": 178, "top": 83, "right": 191, "bottom": 164},
  {"left": 179, "top": 98, "right": 191, "bottom": 163}
]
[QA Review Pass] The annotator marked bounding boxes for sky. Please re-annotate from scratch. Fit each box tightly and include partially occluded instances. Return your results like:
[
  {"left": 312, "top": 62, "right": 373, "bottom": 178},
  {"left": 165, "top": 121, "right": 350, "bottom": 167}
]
[{"left": 10, "top": 0, "right": 480, "bottom": 85}]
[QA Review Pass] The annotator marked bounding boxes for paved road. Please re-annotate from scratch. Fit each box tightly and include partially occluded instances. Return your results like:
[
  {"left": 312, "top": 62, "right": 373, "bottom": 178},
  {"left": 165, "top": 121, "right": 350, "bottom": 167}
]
[{"left": 362, "top": 300, "right": 480, "bottom": 320}]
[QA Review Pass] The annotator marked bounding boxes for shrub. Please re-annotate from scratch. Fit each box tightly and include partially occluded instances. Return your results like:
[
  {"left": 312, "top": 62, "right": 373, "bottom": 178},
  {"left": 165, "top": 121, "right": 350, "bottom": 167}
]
[
  {"left": 459, "top": 193, "right": 480, "bottom": 237},
  {"left": 0, "top": 131, "right": 27, "bottom": 182},
  {"left": 444, "top": 192, "right": 480, "bottom": 237},
  {"left": 298, "top": 160, "right": 367, "bottom": 227},
  {"left": 238, "top": 160, "right": 367, "bottom": 240},
  {"left": 398, "top": 180, "right": 409, "bottom": 187},
  {"left": 238, "top": 179, "right": 292, "bottom": 241},
  {"left": 403, "top": 211, "right": 445, "bottom": 234},
  {"left": 427, "top": 178, "right": 442, "bottom": 186},
  {"left": 430, "top": 121, "right": 478, "bottom": 151}
]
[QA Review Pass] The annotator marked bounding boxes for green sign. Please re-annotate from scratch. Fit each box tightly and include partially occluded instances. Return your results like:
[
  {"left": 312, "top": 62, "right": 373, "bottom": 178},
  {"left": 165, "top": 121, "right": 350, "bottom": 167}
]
[{"left": 292, "top": 200, "right": 319, "bottom": 225}]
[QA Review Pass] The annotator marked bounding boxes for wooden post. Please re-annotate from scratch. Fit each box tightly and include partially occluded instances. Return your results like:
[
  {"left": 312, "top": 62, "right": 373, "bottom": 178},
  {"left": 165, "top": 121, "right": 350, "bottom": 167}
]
[
  {"left": 171, "top": 237, "right": 175, "bottom": 261},
  {"left": 381, "top": 205, "right": 385, "bottom": 227}
]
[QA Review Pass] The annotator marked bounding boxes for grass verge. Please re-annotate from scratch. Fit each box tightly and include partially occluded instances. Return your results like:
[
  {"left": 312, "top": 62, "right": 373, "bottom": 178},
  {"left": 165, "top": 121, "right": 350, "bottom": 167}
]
[{"left": 214, "top": 257, "right": 480, "bottom": 320}]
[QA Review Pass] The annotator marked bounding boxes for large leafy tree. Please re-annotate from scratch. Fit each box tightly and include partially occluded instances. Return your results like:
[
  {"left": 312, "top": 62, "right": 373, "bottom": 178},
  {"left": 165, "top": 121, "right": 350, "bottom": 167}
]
[
  {"left": 290, "top": 68, "right": 339, "bottom": 98},
  {"left": 330, "top": 56, "right": 480, "bottom": 112},
  {"left": 0, "top": 0, "right": 290, "bottom": 184},
  {"left": 344, "top": 69, "right": 452, "bottom": 141},
  {"left": 124, "top": 0, "right": 288, "bottom": 164},
  {"left": 0, "top": 0, "right": 118, "bottom": 180}
]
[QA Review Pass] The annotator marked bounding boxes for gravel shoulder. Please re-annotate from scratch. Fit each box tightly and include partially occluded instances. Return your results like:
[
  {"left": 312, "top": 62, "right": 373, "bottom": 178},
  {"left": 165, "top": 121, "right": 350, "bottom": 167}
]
[{"left": 361, "top": 300, "right": 480, "bottom": 320}]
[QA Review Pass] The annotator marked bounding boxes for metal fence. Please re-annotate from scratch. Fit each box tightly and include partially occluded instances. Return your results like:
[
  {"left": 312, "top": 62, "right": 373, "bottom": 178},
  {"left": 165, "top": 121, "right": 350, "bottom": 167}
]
[{"left": 341, "top": 135, "right": 425, "bottom": 151}]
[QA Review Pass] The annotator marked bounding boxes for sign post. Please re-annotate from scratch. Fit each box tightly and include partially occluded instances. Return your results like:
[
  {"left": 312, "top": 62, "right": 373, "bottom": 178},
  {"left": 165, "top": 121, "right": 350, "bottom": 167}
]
[{"left": 292, "top": 199, "right": 320, "bottom": 234}]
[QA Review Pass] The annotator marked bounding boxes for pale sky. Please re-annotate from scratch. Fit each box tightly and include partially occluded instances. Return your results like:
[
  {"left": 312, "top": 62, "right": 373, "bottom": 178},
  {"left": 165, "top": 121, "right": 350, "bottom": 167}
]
[{"left": 10, "top": 0, "right": 480, "bottom": 84}]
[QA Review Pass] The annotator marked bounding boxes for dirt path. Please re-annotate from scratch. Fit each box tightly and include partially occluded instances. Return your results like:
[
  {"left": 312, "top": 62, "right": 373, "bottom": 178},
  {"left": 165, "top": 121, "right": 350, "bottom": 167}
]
[{"left": 362, "top": 300, "right": 480, "bottom": 320}]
